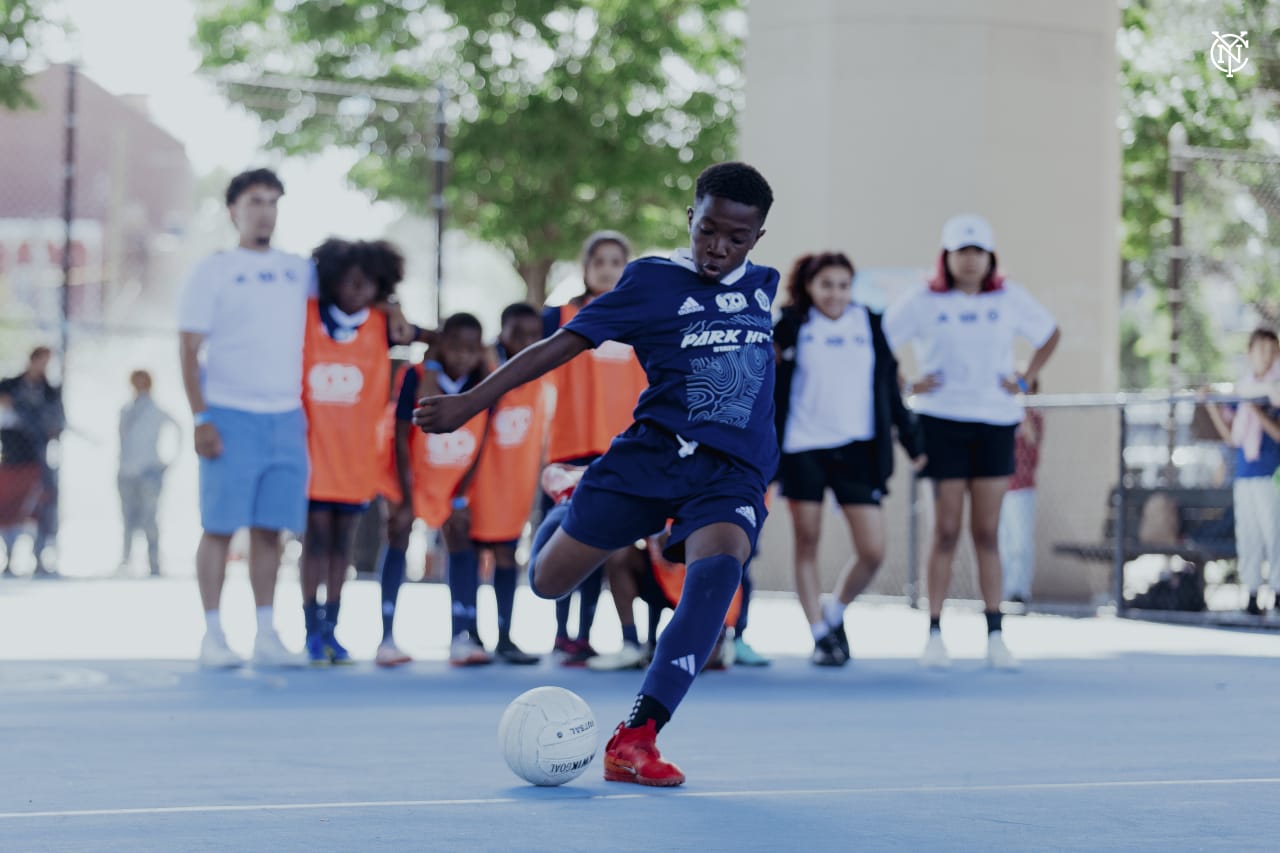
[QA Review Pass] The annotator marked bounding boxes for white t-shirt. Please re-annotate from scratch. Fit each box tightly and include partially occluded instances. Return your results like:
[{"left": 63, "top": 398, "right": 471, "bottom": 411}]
[
  {"left": 882, "top": 281, "right": 1055, "bottom": 426},
  {"left": 177, "top": 248, "right": 314, "bottom": 413},
  {"left": 783, "top": 305, "right": 876, "bottom": 453}
]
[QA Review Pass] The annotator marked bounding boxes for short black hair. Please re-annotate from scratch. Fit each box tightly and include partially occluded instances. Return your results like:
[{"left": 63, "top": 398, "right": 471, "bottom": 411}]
[
  {"left": 500, "top": 302, "right": 539, "bottom": 327},
  {"left": 694, "top": 162, "right": 774, "bottom": 222},
  {"left": 226, "top": 168, "right": 284, "bottom": 206},
  {"left": 442, "top": 312, "right": 482, "bottom": 336}
]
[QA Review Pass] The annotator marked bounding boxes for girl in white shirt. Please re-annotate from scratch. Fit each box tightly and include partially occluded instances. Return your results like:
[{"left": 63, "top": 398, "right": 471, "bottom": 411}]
[
  {"left": 774, "top": 252, "right": 925, "bottom": 666},
  {"left": 883, "top": 215, "right": 1059, "bottom": 670}
]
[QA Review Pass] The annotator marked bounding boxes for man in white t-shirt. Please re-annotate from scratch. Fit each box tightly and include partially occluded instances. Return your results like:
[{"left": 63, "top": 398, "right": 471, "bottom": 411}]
[{"left": 178, "top": 168, "right": 315, "bottom": 669}]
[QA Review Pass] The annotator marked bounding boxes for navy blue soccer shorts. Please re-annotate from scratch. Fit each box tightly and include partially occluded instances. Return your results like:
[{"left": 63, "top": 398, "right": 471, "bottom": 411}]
[{"left": 560, "top": 421, "right": 769, "bottom": 563}]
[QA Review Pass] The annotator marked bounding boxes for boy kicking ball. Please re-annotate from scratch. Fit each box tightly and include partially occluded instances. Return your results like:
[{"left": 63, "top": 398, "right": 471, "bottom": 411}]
[{"left": 415, "top": 162, "right": 777, "bottom": 787}]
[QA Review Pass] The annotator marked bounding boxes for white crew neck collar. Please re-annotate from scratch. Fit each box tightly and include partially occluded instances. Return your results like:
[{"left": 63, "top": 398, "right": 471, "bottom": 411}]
[{"left": 670, "top": 249, "right": 748, "bottom": 286}]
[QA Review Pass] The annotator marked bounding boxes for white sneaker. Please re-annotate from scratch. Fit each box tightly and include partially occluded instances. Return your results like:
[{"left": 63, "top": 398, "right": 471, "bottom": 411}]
[
  {"left": 375, "top": 639, "right": 413, "bottom": 668},
  {"left": 587, "top": 643, "right": 647, "bottom": 671},
  {"left": 199, "top": 632, "right": 245, "bottom": 669},
  {"left": 986, "top": 631, "right": 1020, "bottom": 671},
  {"left": 920, "top": 632, "right": 951, "bottom": 669},
  {"left": 449, "top": 632, "right": 492, "bottom": 667},
  {"left": 252, "top": 630, "right": 308, "bottom": 668}
]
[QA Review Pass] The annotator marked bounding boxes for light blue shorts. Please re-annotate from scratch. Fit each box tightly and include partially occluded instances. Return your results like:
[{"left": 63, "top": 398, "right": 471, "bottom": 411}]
[{"left": 199, "top": 406, "right": 309, "bottom": 535}]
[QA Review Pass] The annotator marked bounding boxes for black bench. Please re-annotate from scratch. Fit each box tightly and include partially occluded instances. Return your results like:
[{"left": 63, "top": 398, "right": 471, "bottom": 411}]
[{"left": 1052, "top": 486, "right": 1236, "bottom": 567}]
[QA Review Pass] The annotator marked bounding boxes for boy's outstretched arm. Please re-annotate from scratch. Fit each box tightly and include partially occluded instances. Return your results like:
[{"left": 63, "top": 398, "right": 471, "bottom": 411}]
[{"left": 414, "top": 329, "right": 591, "bottom": 433}]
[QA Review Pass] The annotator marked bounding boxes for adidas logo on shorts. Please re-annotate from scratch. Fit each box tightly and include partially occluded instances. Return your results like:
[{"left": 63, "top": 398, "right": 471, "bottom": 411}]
[
  {"left": 670, "top": 654, "right": 697, "bottom": 675},
  {"left": 678, "top": 297, "right": 704, "bottom": 316},
  {"left": 735, "top": 506, "right": 757, "bottom": 527}
]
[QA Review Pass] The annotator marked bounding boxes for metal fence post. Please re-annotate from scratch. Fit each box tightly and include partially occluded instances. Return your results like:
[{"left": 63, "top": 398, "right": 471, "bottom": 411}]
[
  {"left": 906, "top": 472, "right": 919, "bottom": 608},
  {"left": 1113, "top": 404, "right": 1129, "bottom": 612}
]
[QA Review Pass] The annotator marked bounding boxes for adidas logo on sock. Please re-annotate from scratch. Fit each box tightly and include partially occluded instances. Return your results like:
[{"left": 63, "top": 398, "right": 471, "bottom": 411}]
[
  {"left": 677, "top": 297, "right": 704, "bottom": 316},
  {"left": 670, "top": 654, "right": 697, "bottom": 675},
  {"left": 735, "top": 505, "right": 757, "bottom": 527}
]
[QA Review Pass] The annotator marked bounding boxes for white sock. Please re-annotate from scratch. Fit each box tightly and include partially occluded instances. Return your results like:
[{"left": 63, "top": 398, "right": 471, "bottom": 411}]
[
  {"left": 204, "top": 610, "right": 223, "bottom": 637},
  {"left": 256, "top": 605, "right": 274, "bottom": 636},
  {"left": 823, "top": 598, "right": 847, "bottom": 629},
  {"left": 810, "top": 621, "right": 829, "bottom": 642}
]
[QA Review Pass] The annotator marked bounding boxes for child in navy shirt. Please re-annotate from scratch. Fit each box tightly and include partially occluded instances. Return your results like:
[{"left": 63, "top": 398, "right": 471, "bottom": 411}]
[{"left": 416, "top": 162, "right": 777, "bottom": 786}]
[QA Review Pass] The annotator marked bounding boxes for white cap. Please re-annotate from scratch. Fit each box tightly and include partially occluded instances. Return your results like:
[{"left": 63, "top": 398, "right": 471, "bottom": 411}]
[{"left": 941, "top": 214, "right": 995, "bottom": 252}]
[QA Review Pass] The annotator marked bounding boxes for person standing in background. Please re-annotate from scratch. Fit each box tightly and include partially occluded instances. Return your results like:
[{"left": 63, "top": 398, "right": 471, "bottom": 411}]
[
  {"left": 118, "top": 370, "right": 179, "bottom": 577},
  {"left": 178, "top": 168, "right": 314, "bottom": 670},
  {"left": 1204, "top": 328, "right": 1280, "bottom": 616},
  {"left": 884, "top": 214, "right": 1059, "bottom": 670},
  {"left": 999, "top": 379, "right": 1043, "bottom": 605},
  {"left": 0, "top": 346, "right": 65, "bottom": 578}
]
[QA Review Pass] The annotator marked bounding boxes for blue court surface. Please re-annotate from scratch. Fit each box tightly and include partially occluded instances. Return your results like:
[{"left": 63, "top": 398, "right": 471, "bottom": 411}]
[{"left": 2, "top": 576, "right": 1279, "bottom": 851}]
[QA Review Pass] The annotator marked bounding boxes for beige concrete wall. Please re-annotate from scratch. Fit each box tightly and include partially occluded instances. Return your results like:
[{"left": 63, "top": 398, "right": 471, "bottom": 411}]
[{"left": 742, "top": 0, "right": 1121, "bottom": 603}]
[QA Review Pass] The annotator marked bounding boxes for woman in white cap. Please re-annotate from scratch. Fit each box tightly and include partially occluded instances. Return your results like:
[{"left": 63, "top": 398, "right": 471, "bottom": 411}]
[{"left": 883, "top": 214, "right": 1059, "bottom": 669}]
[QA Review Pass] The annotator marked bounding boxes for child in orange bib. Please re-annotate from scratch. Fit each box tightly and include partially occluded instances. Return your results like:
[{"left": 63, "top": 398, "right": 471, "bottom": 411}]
[
  {"left": 301, "top": 238, "right": 406, "bottom": 665},
  {"left": 466, "top": 304, "right": 550, "bottom": 664},
  {"left": 375, "top": 314, "right": 491, "bottom": 667}
]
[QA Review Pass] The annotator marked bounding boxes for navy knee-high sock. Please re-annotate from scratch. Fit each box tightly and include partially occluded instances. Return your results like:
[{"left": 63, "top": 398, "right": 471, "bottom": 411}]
[
  {"left": 632, "top": 555, "right": 743, "bottom": 728},
  {"left": 576, "top": 566, "right": 604, "bottom": 643},
  {"left": 735, "top": 563, "right": 754, "bottom": 635},
  {"left": 494, "top": 564, "right": 517, "bottom": 643},
  {"left": 379, "top": 545, "right": 407, "bottom": 642},
  {"left": 529, "top": 502, "right": 569, "bottom": 602},
  {"left": 448, "top": 549, "right": 480, "bottom": 638}
]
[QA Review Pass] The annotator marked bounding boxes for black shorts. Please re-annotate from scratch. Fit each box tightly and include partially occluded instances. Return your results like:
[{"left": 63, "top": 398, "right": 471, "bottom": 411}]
[
  {"left": 307, "top": 500, "right": 370, "bottom": 515},
  {"left": 778, "top": 439, "right": 883, "bottom": 506},
  {"left": 919, "top": 415, "right": 1016, "bottom": 480},
  {"left": 639, "top": 553, "right": 675, "bottom": 611}
]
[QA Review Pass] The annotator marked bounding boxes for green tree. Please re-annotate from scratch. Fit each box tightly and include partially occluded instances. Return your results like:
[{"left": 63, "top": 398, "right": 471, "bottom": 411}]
[
  {"left": 194, "top": 0, "right": 744, "bottom": 305},
  {"left": 0, "top": 0, "right": 57, "bottom": 109},
  {"left": 1119, "top": 0, "right": 1280, "bottom": 387}
]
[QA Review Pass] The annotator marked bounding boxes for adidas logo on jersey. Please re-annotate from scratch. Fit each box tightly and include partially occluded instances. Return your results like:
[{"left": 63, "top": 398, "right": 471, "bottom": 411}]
[
  {"left": 678, "top": 297, "right": 704, "bottom": 316},
  {"left": 670, "top": 654, "right": 697, "bottom": 675},
  {"left": 735, "top": 505, "right": 757, "bottom": 527}
]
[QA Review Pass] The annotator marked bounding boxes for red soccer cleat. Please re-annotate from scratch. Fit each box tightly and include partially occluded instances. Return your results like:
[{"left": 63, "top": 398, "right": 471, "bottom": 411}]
[
  {"left": 603, "top": 720, "right": 686, "bottom": 787},
  {"left": 540, "top": 463, "right": 585, "bottom": 505}
]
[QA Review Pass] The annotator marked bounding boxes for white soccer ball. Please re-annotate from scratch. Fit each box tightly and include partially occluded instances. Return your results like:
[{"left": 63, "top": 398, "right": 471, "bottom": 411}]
[{"left": 498, "top": 687, "right": 598, "bottom": 786}]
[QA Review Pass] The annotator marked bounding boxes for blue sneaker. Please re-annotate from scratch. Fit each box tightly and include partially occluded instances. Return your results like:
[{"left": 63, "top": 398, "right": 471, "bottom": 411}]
[
  {"left": 305, "top": 631, "right": 328, "bottom": 666},
  {"left": 323, "top": 632, "right": 354, "bottom": 665}
]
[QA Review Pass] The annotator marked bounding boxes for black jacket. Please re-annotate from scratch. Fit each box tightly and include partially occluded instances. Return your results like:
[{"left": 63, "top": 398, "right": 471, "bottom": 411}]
[{"left": 773, "top": 306, "right": 922, "bottom": 493}]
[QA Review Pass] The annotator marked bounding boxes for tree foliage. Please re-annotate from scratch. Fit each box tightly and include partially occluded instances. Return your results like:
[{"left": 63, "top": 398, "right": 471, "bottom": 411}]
[
  {"left": 0, "top": 0, "right": 55, "bottom": 110},
  {"left": 1118, "top": 0, "right": 1280, "bottom": 387},
  {"left": 194, "top": 0, "right": 745, "bottom": 304}
]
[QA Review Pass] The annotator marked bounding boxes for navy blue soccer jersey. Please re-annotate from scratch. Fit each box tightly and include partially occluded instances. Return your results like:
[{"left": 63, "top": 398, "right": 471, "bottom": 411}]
[{"left": 563, "top": 254, "right": 781, "bottom": 483}]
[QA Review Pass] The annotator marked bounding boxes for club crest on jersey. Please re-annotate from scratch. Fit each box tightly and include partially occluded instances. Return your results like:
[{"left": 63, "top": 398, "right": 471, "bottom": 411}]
[
  {"left": 716, "top": 292, "right": 747, "bottom": 313},
  {"left": 754, "top": 289, "right": 771, "bottom": 312},
  {"left": 678, "top": 297, "right": 704, "bottom": 316},
  {"left": 307, "top": 363, "right": 364, "bottom": 405}
]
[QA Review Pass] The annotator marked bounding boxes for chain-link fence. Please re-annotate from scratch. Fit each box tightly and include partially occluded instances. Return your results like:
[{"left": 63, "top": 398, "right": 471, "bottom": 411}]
[
  {"left": 1173, "top": 139, "right": 1280, "bottom": 388},
  {"left": 747, "top": 392, "right": 1272, "bottom": 625}
]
